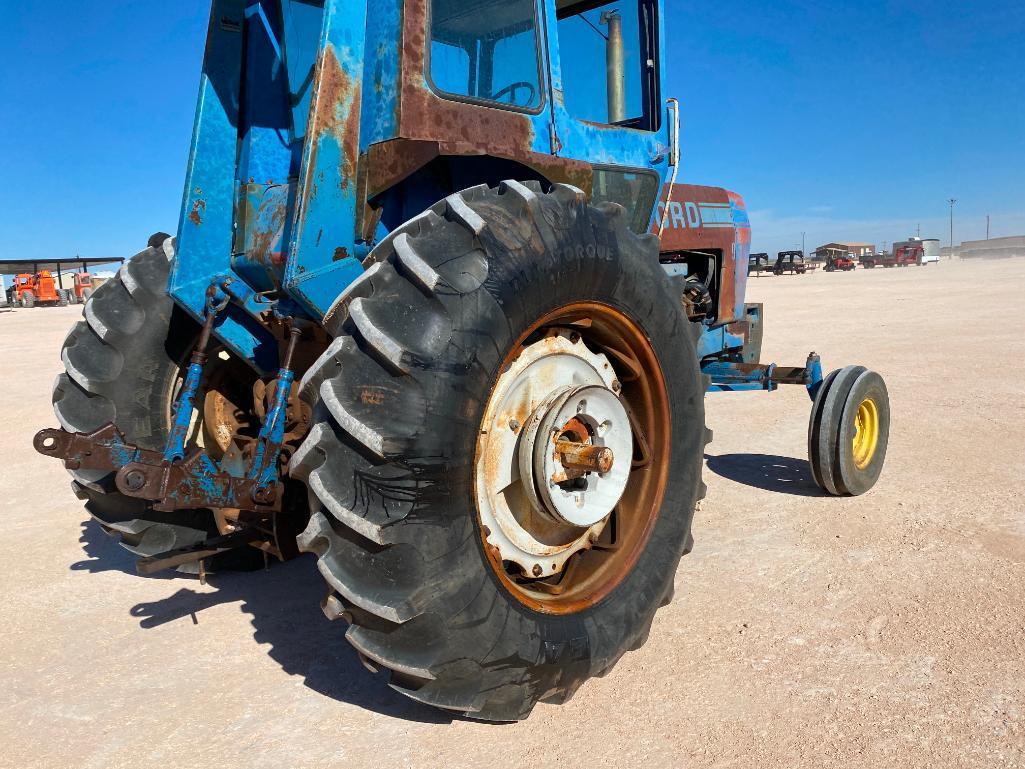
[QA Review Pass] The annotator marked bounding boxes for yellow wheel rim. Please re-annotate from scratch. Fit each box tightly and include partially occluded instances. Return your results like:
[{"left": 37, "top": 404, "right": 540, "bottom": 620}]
[{"left": 852, "top": 397, "right": 880, "bottom": 470}]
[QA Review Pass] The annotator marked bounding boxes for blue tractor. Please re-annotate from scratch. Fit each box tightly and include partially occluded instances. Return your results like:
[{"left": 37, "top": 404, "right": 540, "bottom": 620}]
[{"left": 36, "top": 0, "right": 889, "bottom": 719}]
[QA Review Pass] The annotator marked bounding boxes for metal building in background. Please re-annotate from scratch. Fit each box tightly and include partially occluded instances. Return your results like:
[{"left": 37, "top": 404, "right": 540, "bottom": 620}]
[{"left": 814, "top": 242, "right": 876, "bottom": 261}]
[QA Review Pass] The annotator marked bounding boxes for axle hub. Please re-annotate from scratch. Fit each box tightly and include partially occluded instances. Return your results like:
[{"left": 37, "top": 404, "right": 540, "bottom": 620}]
[
  {"left": 519, "top": 384, "right": 631, "bottom": 529},
  {"left": 474, "top": 331, "right": 633, "bottom": 579},
  {"left": 558, "top": 441, "right": 614, "bottom": 475}
]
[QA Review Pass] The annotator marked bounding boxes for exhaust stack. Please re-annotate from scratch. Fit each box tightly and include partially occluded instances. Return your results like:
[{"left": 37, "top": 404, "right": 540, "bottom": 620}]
[{"left": 601, "top": 10, "right": 626, "bottom": 123}]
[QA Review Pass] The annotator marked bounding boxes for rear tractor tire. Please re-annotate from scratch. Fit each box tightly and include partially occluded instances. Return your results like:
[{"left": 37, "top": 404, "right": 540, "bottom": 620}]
[
  {"left": 808, "top": 366, "right": 890, "bottom": 496},
  {"left": 292, "top": 182, "right": 708, "bottom": 721},
  {"left": 52, "top": 235, "right": 265, "bottom": 569}
]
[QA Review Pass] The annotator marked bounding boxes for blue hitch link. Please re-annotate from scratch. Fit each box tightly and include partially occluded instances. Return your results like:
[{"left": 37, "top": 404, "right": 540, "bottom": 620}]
[
  {"left": 164, "top": 286, "right": 230, "bottom": 463},
  {"left": 111, "top": 319, "right": 304, "bottom": 513},
  {"left": 109, "top": 282, "right": 294, "bottom": 513},
  {"left": 246, "top": 326, "right": 302, "bottom": 494},
  {"left": 35, "top": 281, "right": 304, "bottom": 516}
]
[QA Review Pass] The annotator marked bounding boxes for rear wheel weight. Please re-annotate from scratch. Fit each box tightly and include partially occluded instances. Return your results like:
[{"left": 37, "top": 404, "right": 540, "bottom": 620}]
[{"left": 293, "top": 182, "right": 706, "bottom": 720}]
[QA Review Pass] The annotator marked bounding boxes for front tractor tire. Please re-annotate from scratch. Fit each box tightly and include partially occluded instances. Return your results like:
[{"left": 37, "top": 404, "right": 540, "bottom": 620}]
[
  {"left": 808, "top": 366, "right": 890, "bottom": 496},
  {"left": 292, "top": 182, "right": 707, "bottom": 720}
]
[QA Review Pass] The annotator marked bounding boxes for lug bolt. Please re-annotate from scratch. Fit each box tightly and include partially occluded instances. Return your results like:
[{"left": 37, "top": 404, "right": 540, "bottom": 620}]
[
  {"left": 612, "top": 379, "right": 622, "bottom": 393},
  {"left": 124, "top": 470, "right": 146, "bottom": 492},
  {"left": 510, "top": 419, "right": 520, "bottom": 432},
  {"left": 569, "top": 332, "right": 581, "bottom": 344},
  {"left": 532, "top": 564, "right": 543, "bottom": 577}
]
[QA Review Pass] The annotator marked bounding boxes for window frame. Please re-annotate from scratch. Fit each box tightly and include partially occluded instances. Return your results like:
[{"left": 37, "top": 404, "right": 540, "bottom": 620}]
[{"left": 424, "top": 0, "right": 549, "bottom": 116}]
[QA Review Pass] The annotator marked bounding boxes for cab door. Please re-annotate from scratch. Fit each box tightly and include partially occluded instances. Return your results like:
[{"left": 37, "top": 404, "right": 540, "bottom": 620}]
[{"left": 542, "top": 0, "right": 672, "bottom": 232}]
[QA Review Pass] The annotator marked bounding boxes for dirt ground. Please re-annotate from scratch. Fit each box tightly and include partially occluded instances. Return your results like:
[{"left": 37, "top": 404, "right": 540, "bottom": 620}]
[{"left": 1, "top": 258, "right": 1023, "bottom": 768}]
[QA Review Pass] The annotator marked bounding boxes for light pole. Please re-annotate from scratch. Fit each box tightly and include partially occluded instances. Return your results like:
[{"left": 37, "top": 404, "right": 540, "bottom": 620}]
[
  {"left": 986, "top": 215, "right": 990, "bottom": 240},
  {"left": 801, "top": 232, "right": 806, "bottom": 256},
  {"left": 947, "top": 199, "right": 957, "bottom": 259}
]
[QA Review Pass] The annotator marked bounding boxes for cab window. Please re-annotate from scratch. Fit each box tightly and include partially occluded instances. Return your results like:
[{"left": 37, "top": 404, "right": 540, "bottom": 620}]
[
  {"left": 591, "top": 168, "right": 659, "bottom": 233},
  {"left": 429, "top": 0, "right": 544, "bottom": 112},
  {"left": 556, "top": 0, "right": 661, "bottom": 130}
]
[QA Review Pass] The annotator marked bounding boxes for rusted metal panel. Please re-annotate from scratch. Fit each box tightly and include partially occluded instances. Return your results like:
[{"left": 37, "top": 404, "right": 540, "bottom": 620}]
[
  {"left": 170, "top": 0, "right": 279, "bottom": 369},
  {"left": 285, "top": 4, "right": 369, "bottom": 316},
  {"left": 364, "top": 138, "right": 594, "bottom": 203},
  {"left": 654, "top": 183, "right": 751, "bottom": 326},
  {"left": 233, "top": 182, "right": 293, "bottom": 291},
  {"left": 399, "top": 0, "right": 541, "bottom": 154},
  {"left": 389, "top": 0, "right": 595, "bottom": 197}
]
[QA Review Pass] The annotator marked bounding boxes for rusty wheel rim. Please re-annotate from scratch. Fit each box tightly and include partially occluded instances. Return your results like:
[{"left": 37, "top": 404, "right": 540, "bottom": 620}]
[{"left": 474, "top": 303, "right": 671, "bottom": 615}]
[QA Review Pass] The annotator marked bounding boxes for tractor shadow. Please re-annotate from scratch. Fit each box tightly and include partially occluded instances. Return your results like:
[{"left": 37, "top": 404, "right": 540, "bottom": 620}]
[
  {"left": 72, "top": 519, "right": 175, "bottom": 579},
  {"left": 122, "top": 554, "right": 453, "bottom": 725},
  {"left": 73, "top": 519, "right": 450, "bottom": 722},
  {"left": 704, "top": 453, "right": 827, "bottom": 497}
]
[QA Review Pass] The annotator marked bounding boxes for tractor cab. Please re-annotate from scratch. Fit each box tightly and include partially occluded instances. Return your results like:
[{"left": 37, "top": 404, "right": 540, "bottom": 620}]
[{"left": 172, "top": 0, "right": 676, "bottom": 371}]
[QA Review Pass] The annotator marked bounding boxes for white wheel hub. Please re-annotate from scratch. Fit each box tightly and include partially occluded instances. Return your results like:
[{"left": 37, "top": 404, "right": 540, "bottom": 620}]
[{"left": 475, "top": 331, "right": 633, "bottom": 579}]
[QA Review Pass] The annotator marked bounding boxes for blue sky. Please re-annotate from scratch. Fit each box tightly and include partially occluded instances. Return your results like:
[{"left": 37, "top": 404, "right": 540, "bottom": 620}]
[
  {"left": 1, "top": 0, "right": 1022, "bottom": 263},
  {"left": 672, "top": 0, "right": 1025, "bottom": 253}
]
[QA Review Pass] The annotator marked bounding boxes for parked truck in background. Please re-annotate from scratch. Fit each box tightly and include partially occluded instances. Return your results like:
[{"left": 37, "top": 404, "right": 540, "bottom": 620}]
[
  {"left": 68, "top": 272, "right": 95, "bottom": 304},
  {"left": 862, "top": 238, "right": 941, "bottom": 269},
  {"left": 774, "top": 250, "right": 808, "bottom": 275},
  {"left": 896, "top": 237, "right": 940, "bottom": 266},
  {"left": 748, "top": 252, "right": 772, "bottom": 274},
  {"left": 6, "top": 272, "right": 68, "bottom": 307},
  {"left": 860, "top": 249, "right": 913, "bottom": 269}
]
